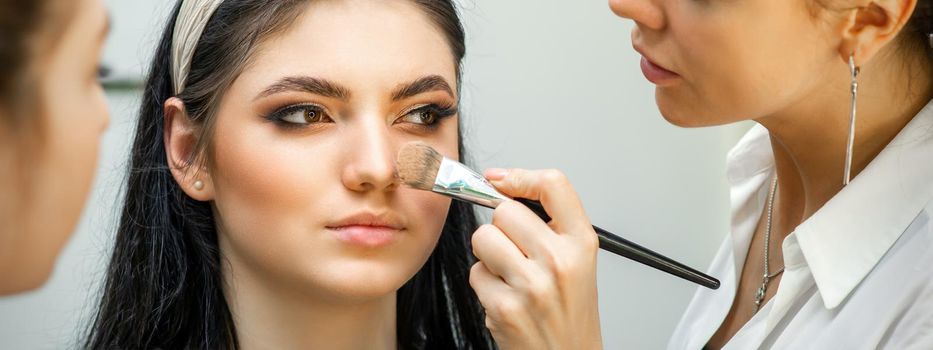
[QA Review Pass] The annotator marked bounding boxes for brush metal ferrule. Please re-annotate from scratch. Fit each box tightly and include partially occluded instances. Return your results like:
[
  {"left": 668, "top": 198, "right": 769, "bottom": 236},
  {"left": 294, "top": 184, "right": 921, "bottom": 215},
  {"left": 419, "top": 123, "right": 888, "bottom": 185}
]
[{"left": 433, "top": 157, "right": 508, "bottom": 209}]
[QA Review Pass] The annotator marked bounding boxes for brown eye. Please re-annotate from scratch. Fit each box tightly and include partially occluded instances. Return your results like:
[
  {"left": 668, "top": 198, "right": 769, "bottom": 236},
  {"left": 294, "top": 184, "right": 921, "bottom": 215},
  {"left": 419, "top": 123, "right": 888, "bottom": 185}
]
[
  {"left": 304, "top": 109, "right": 323, "bottom": 123},
  {"left": 400, "top": 106, "right": 441, "bottom": 126},
  {"left": 270, "top": 104, "right": 331, "bottom": 125},
  {"left": 415, "top": 110, "right": 438, "bottom": 125}
]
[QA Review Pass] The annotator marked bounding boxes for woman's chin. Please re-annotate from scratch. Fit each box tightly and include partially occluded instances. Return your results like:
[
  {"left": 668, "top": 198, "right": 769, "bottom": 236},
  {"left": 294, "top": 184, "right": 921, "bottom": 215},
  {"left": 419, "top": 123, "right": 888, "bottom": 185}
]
[{"left": 309, "top": 260, "right": 420, "bottom": 301}]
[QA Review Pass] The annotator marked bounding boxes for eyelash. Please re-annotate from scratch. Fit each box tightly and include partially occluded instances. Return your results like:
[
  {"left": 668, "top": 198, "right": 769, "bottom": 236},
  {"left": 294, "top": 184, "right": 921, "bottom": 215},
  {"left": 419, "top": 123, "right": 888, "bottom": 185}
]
[
  {"left": 263, "top": 103, "right": 458, "bottom": 130},
  {"left": 264, "top": 103, "right": 331, "bottom": 129},
  {"left": 398, "top": 103, "right": 458, "bottom": 129}
]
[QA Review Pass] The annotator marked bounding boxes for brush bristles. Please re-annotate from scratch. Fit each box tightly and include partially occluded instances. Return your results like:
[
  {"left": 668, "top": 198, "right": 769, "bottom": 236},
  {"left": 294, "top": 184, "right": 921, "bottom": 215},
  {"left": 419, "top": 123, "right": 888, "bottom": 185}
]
[{"left": 396, "top": 142, "right": 442, "bottom": 191}]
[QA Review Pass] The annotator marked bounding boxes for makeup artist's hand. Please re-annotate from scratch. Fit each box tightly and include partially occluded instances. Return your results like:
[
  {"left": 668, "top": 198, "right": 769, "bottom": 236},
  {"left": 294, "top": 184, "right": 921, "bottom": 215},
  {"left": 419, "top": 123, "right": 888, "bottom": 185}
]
[{"left": 470, "top": 168, "right": 602, "bottom": 350}]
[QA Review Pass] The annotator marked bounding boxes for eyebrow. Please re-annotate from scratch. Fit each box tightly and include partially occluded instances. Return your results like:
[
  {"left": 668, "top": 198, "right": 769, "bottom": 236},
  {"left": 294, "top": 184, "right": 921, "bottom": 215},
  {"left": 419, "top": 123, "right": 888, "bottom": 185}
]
[
  {"left": 391, "top": 75, "right": 454, "bottom": 101},
  {"left": 254, "top": 74, "right": 455, "bottom": 102},
  {"left": 255, "top": 76, "right": 352, "bottom": 101}
]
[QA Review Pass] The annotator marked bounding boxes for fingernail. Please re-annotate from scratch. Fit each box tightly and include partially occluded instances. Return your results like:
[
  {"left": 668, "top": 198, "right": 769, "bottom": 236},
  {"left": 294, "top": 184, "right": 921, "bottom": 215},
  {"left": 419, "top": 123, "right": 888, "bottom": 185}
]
[{"left": 484, "top": 168, "right": 509, "bottom": 181}]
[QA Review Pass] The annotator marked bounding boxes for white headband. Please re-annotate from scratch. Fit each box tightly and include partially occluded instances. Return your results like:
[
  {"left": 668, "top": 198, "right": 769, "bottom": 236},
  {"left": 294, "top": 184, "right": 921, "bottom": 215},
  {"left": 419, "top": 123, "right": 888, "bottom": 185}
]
[{"left": 171, "top": 0, "right": 225, "bottom": 95}]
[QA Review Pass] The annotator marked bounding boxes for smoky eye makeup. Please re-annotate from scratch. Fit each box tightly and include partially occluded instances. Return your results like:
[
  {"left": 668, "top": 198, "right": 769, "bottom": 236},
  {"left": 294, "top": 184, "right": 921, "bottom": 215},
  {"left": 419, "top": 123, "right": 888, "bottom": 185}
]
[
  {"left": 396, "top": 102, "right": 458, "bottom": 129},
  {"left": 263, "top": 103, "right": 333, "bottom": 129},
  {"left": 258, "top": 94, "right": 457, "bottom": 134}
]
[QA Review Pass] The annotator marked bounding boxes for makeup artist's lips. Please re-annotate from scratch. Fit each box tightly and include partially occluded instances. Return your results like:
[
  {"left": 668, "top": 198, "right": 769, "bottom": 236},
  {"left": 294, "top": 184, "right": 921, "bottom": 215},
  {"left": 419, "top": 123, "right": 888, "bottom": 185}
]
[
  {"left": 327, "top": 213, "right": 404, "bottom": 248},
  {"left": 633, "top": 46, "right": 680, "bottom": 86}
]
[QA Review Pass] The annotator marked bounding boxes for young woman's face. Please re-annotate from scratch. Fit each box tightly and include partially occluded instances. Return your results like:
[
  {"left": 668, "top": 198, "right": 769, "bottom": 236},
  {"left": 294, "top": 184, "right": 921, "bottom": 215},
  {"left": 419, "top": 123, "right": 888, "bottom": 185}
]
[
  {"left": 207, "top": 0, "right": 460, "bottom": 302},
  {"left": 609, "top": 0, "right": 843, "bottom": 127},
  {"left": 0, "top": 0, "right": 108, "bottom": 294}
]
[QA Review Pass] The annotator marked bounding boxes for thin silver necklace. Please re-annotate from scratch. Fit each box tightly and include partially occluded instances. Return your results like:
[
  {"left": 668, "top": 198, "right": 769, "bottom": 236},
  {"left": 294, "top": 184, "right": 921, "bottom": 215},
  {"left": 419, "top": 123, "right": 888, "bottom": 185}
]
[{"left": 754, "top": 176, "right": 784, "bottom": 311}]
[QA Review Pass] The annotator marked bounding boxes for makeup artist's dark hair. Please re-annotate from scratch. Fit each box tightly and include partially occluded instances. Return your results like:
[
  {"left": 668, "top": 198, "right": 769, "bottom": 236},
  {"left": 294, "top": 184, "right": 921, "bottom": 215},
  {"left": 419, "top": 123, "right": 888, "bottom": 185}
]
[
  {"left": 83, "top": 1, "right": 493, "bottom": 349},
  {"left": 904, "top": 0, "right": 933, "bottom": 61}
]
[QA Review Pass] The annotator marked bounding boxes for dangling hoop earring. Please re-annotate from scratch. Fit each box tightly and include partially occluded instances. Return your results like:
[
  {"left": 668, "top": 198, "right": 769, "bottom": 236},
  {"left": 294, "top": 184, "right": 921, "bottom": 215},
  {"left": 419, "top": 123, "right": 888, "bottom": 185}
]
[{"left": 843, "top": 54, "right": 860, "bottom": 186}]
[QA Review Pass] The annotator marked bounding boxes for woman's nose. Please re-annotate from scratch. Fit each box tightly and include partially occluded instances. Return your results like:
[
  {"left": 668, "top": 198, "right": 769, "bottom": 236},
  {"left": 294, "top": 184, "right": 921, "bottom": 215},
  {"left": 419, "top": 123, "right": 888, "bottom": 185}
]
[
  {"left": 608, "top": 0, "right": 666, "bottom": 31},
  {"left": 340, "top": 120, "right": 399, "bottom": 193}
]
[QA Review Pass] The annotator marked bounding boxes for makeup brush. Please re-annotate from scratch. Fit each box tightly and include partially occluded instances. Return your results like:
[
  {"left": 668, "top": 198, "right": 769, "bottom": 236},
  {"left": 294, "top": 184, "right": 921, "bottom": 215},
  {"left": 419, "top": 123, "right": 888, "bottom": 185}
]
[{"left": 396, "top": 142, "right": 720, "bottom": 290}]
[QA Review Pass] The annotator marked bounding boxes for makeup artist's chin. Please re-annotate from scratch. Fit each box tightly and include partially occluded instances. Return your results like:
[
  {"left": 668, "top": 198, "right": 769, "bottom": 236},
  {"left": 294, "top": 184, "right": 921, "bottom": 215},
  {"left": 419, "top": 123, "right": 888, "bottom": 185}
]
[
  {"left": 654, "top": 93, "right": 694, "bottom": 127},
  {"left": 656, "top": 98, "right": 714, "bottom": 128},
  {"left": 655, "top": 91, "right": 744, "bottom": 128}
]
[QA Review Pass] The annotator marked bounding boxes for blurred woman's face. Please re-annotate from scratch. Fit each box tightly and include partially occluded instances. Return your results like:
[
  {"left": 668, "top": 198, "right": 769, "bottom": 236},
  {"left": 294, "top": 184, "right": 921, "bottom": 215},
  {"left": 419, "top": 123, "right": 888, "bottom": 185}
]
[
  {"left": 0, "top": 0, "right": 109, "bottom": 294},
  {"left": 609, "top": 0, "right": 845, "bottom": 127},
  {"left": 201, "top": 0, "right": 460, "bottom": 303}
]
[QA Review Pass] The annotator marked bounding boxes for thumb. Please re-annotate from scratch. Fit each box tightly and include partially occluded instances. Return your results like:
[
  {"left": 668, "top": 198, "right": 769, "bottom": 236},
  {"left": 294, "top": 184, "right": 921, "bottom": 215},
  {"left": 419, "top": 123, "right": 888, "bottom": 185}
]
[{"left": 484, "top": 168, "right": 591, "bottom": 235}]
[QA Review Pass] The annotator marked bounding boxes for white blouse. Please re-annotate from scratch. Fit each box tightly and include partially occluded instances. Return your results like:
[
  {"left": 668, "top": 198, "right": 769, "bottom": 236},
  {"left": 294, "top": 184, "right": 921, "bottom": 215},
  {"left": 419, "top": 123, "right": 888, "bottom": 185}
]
[{"left": 668, "top": 99, "right": 933, "bottom": 350}]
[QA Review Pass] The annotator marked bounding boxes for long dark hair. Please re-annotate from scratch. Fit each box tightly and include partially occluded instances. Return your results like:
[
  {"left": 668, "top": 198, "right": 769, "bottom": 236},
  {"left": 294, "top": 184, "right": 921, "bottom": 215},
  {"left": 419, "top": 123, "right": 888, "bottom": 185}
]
[
  {"left": 903, "top": 0, "right": 932, "bottom": 60},
  {"left": 83, "top": 1, "right": 493, "bottom": 349}
]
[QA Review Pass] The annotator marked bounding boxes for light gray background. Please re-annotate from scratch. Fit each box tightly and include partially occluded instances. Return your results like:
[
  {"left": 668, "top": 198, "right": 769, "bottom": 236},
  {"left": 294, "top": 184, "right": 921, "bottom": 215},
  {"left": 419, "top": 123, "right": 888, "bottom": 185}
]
[{"left": 0, "top": 1, "right": 750, "bottom": 349}]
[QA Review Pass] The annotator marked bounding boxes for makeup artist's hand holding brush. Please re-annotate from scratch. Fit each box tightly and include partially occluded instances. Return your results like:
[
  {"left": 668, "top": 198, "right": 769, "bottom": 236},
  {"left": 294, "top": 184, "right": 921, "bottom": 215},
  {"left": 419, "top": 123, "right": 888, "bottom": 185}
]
[{"left": 469, "top": 168, "right": 603, "bottom": 350}]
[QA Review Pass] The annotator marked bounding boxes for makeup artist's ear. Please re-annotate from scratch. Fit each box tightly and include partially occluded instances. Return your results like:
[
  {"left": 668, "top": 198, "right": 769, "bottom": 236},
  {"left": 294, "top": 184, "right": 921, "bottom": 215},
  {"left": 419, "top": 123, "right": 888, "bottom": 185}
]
[
  {"left": 164, "top": 97, "right": 214, "bottom": 201},
  {"left": 836, "top": 0, "right": 918, "bottom": 64}
]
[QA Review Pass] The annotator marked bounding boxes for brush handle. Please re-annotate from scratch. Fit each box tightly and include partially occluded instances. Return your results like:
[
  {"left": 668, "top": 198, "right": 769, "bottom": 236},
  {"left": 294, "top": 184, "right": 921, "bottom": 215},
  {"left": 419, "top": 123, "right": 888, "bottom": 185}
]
[{"left": 514, "top": 198, "right": 720, "bottom": 290}]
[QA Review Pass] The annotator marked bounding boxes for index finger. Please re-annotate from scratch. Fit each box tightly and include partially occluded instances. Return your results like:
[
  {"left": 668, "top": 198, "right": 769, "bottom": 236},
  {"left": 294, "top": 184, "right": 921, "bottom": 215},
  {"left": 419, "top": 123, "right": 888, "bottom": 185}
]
[{"left": 484, "top": 168, "right": 591, "bottom": 235}]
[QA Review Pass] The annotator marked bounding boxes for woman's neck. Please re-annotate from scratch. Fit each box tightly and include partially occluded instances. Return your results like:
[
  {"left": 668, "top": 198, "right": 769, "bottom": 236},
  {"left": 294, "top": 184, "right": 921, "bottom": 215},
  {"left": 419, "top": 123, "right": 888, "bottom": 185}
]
[
  {"left": 758, "top": 50, "right": 933, "bottom": 235},
  {"left": 223, "top": 261, "right": 397, "bottom": 350}
]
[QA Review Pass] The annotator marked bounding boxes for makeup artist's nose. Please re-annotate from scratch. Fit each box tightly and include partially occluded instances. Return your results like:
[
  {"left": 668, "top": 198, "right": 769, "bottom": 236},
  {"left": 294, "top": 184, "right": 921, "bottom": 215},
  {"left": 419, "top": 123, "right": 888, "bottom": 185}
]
[
  {"left": 609, "top": 0, "right": 666, "bottom": 31},
  {"left": 341, "top": 122, "right": 399, "bottom": 193}
]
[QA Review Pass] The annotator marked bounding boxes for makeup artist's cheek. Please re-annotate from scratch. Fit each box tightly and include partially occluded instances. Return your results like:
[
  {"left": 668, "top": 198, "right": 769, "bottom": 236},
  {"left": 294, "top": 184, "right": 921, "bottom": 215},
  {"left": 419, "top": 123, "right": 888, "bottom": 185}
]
[{"left": 663, "top": 16, "right": 764, "bottom": 123}]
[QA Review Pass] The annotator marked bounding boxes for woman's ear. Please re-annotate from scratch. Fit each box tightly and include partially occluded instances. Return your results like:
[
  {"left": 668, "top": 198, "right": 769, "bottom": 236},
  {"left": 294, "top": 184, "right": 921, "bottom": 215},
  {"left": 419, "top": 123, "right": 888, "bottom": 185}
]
[
  {"left": 164, "top": 97, "right": 214, "bottom": 201},
  {"left": 837, "top": 0, "right": 919, "bottom": 65}
]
